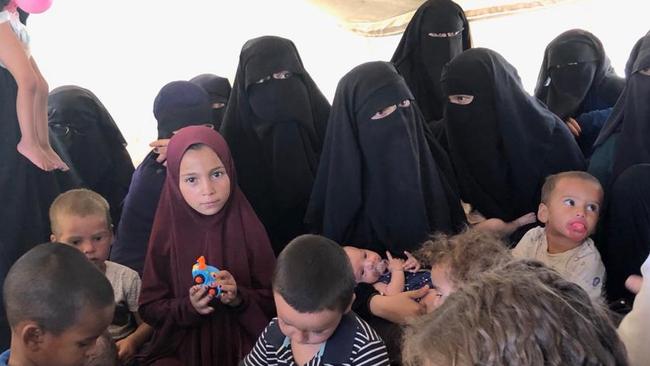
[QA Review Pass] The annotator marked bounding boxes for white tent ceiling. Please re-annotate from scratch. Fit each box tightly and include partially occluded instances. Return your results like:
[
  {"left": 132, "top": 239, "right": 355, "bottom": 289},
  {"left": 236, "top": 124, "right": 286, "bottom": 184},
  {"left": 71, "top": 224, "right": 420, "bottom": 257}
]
[{"left": 308, "top": 0, "right": 575, "bottom": 36}]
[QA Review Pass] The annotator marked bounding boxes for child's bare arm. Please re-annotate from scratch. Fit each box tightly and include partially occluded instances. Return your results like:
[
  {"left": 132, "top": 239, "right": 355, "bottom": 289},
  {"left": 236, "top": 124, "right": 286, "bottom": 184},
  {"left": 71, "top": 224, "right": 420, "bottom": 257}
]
[
  {"left": 384, "top": 252, "right": 406, "bottom": 296},
  {"left": 0, "top": 23, "right": 37, "bottom": 136},
  {"left": 115, "top": 312, "right": 153, "bottom": 363}
]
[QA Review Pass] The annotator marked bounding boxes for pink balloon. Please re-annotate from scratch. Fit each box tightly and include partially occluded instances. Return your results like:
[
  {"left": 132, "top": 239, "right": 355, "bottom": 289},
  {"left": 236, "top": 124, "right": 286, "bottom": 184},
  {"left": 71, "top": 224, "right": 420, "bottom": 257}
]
[{"left": 15, "top": 0, "right": 52, "bottom": 14}]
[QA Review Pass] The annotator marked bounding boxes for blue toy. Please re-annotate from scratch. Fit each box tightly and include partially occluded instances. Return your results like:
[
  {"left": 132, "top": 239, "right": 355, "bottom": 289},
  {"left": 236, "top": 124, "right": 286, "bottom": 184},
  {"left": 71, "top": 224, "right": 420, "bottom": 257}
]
[{"left": 192, "top": 256, "right": 222, "bottom": 297}]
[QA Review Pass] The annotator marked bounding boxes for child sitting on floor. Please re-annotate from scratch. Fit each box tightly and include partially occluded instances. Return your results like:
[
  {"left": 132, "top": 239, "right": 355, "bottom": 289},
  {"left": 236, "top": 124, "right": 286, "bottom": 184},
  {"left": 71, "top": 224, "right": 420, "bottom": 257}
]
[{"left": 512, "top": 171, "right": 605, "bottom": 301}]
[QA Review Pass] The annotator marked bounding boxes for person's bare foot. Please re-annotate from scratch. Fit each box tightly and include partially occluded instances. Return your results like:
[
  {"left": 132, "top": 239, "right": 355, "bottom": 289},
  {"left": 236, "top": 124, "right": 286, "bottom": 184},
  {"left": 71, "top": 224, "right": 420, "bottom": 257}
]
[
  {"left": 17, "top": 141, "right": 54, "bottom": 171},
  {"left": 514, "top": 212, "right": 537, "bottom": 227},
  {"left": 41, "top": 145, "right": 70, "bottom": 172}
]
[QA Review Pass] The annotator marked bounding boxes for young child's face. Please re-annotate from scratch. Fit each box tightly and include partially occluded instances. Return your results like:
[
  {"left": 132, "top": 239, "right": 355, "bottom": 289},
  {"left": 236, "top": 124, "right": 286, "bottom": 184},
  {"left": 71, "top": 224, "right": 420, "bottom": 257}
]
[
  {"left": 29, "top": 304, "right": 114, "bottom": 366},
  {"left": 51, "top": 214, "right": 112, "bottom": 272},
  {"left": 178, "top": 145, "right": 231, "bottom": 216},
  {"left": 273, "top": 292, "right": 343, "bottom": 346},
  {"left": 538, "top": 177, "right": 603, "bottom": 244},
  {"left": 343, "top": 246, "right": 384, "bottom": 283},
  {"left": 423, "top": 263, "right": 454, "bottom": 313}
]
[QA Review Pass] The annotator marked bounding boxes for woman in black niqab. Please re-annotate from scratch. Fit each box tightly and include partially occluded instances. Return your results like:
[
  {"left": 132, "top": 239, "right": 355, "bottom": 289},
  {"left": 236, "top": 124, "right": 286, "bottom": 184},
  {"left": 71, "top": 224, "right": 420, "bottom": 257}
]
[
  {"left": 535, "top": 29, "right": 624, "bottom": 157},
  {"left": 305, "top": 61, "right": 466, "bottom": 256},
  {"left": 48, "top": 85, "right": 135, "bottom": 227},
  {"left": 220, "top": 36, "right": 330, "bottom": 254},
  {"left": 591, "top": 31, "right": 650, "bottom": 191},
  {"left": 189, "top": 73, "right": 231, "bottom": 130},
  {"left": 442, "top": 48, "right": 585, "bottom": 234},
  {"left": 391, "top": 0, "right": 471, "bottom": 124}
]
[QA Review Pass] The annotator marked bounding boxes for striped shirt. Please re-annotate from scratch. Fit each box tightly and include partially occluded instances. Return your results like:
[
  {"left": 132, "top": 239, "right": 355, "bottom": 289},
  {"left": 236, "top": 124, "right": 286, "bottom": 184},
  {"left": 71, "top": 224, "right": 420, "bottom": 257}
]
[{"left": 243, "top": 313, "right": 390, "bottom": 366}]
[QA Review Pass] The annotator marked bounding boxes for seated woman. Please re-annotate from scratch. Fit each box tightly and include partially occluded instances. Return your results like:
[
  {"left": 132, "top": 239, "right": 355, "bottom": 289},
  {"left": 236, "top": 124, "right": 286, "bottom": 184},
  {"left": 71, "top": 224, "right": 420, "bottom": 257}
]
[
  {"left": 590, "top": 31, "right": 650, "bottom": 194},
  {"left": 47, "top": 85, "right": 135, "bottom": 227},
  {"left": 305, "top": 60, "right": 466, "bottom": 362},
  {"left": 441, "top": 47, "right": 585, "bottom": 243},
  {"left": 220, "top": 36, "right": 331, "bottom": 255},
  {"left": 535, "top": 29, "right": 625, "bottom": 158}
]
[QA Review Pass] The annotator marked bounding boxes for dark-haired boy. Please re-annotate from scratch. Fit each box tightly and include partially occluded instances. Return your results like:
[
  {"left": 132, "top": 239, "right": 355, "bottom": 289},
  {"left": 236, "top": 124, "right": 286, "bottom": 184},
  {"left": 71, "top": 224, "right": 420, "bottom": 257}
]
[
  {"left": 1, "top": 243, "right": 114, "bottom": 366},
  {"left": 243, "top": 234, "right": 390, "bottom": 365}
]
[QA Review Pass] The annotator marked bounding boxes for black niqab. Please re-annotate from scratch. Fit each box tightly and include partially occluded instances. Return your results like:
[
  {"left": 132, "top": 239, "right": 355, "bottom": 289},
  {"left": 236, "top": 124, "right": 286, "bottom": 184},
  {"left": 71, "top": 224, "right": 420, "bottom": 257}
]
[
  {"left": 443, "top": 48, "right": 585, "bottom": 222},
  {"left": 391, "top": 0, "right": 471, "bottom": 123},
  {"left": 220, "top": 36, "right": 330, "bottom": 254},
  {"left": 189, "top": 73, "right": 232, "bottom": 130},
  {"left": 48, "top": 86, "right": 134, "bottom": 227},
  {"left": 594, "top": 31, "right": 650, "bottom": 183},
  {"left": 535, "top": 29, "right": 624, "bottom": 120},
  {"left": 305, "top": 61, "right": 466, "bottom": 255}
]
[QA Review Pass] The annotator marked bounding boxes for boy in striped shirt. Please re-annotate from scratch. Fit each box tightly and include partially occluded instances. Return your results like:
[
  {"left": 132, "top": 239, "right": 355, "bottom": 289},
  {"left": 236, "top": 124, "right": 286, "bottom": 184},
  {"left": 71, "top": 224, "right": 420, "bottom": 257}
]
[{"left": 243, "top": 234, "right": 390, "bottom": 366}]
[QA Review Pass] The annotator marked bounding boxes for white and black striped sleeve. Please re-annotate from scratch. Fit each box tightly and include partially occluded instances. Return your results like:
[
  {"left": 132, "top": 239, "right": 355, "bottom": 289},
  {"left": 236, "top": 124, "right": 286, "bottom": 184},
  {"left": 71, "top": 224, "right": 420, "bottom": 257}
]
[
  {"left": 242, "top": 324, "right": 276, "bottom": 366},
  {"left": 350, "top": 317, "right": 390, "bottom": 366}
]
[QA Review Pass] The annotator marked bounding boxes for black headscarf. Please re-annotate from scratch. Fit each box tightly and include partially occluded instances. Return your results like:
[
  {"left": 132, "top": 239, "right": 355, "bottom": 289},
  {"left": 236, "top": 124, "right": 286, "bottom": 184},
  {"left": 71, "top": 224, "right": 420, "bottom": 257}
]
[
  {"left": 391, "top": 0, "right": 471, "bottom": 123},
  {"left": 189, "top": 74, "right": 232, "bottom": 130},
  {"left": 305, "top": 61, "right": 466, "bottom": 255},
  {"left": 535, "top": 29, "right": 624, "bottom": 120},
  {"left": 220, "top": 36, "right": 330, "bottom": 254},
  {"left": 601, "top": 164, "right": 650, "bottom": 305},
  {"left": 594, "top": 31, "right": 650, "bottom": 183},
  {"left": 442, "top": 48, "right": 585, "bottom": 223},
  {"left": 48, "top": 86, "right": 134, "bottom": 227},
  {"left": 110, "top": 81, "right": 213, "bottom": 275}
]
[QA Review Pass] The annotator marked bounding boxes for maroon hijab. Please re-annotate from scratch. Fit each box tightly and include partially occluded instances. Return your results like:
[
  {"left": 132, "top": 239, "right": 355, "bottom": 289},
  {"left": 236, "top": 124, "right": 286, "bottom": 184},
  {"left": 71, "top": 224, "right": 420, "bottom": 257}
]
[{"left": 139, "top": 126, "right": 276, "bottom": 366}]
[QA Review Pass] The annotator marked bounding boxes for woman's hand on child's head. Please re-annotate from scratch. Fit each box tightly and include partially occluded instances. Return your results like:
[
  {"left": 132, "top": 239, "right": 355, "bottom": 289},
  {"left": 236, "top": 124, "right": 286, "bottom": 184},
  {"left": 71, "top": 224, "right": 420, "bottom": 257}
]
[
  {"left": 386, "top": 251, "right": 405, "bottom": 273},
  {"left": 214, "top": 270, "right": 242, "bottom": 307},
  {"left": 189, "top": 285, "right": 215, "bottom": 315},
  {"left": 403, "top": 251, "right": 421, "bottom": 272},
  {"left": 149, "top": 139, "right": 171, "bottom": 165}
]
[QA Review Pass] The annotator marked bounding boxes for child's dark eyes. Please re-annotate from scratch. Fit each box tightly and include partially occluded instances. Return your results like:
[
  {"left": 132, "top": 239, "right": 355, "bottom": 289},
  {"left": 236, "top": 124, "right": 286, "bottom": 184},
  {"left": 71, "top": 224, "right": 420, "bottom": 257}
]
[
  {"left": 184, "top": 177, "right": 197, "bottom": 184},
  {"left": 211, "top": 171, "right": 224, "bottom": 179},
  {"left": 586, "top": 203, "right": 599, "bottom": 213},
  {"left": 563, "top": 198, "right": 575, "bottom": 206}
]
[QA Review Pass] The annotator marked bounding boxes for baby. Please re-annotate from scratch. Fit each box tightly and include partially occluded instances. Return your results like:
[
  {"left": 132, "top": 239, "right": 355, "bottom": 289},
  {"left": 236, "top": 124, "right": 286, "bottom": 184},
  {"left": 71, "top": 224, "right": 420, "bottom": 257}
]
[{"left": 343, "top": 246, "right": 431, "bottom": 296}]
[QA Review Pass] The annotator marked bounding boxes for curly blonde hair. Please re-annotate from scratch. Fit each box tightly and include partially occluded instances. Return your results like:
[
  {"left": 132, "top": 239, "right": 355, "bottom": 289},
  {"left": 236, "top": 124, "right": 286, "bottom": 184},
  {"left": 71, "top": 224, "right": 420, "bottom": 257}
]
[
  {"left": 415, "top": 228, "right": 512, "bottom": 287},
  {"left": 403, "top": 259, "right": 628, "bottom": 366}
]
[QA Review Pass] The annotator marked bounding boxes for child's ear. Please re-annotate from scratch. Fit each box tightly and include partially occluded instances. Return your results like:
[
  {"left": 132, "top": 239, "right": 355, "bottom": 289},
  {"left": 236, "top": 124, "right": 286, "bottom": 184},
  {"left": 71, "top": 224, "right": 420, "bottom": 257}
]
[
  {"left": 21, "top": 322, "right": 45, "bottom": 351},
  {"left": 49, "top": 234, "right": 56, "bottom": 242},
  {"left": 537, "top": 203, "right": 549, "bottom": 224}
]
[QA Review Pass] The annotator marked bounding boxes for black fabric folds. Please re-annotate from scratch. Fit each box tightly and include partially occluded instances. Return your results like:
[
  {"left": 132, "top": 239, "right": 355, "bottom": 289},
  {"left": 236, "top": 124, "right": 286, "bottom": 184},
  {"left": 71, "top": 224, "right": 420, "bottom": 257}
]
[
  {"left": 594, "top": 31, "right": 650, "bottom": 183},
  {"left": 48, "top": 86, "right": 134, "bottom": 227},
  {"left": 305, "top": 61, "right": 466, "bottom": 255},
  {"left": 391, "top": 0, "right": 471, "bottom": 123},
  {"left": 0, "top": 67, "right": 64, "bottom": 349},
  {"left": 220, "top": 36, "right": 330, "bottom": 254},
  {"left": 601, "top": 164, "right": 650, "bottom": 305},
  {"left": 442, "top": 48, "right": 585, "bottom": 223}
]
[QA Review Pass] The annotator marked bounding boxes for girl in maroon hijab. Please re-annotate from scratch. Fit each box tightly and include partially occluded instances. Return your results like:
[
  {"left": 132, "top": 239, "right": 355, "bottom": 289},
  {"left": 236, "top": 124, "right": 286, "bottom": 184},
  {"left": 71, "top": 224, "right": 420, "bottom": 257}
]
[{"left": 138, "top": 126, "right": 276, "bottom": 366}]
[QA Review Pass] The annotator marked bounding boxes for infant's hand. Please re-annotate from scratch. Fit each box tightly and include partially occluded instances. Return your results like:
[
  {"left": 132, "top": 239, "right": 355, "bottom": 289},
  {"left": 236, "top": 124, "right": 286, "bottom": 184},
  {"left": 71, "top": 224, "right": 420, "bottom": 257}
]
[
  {"left": 189, "top": 285, "right": 214, "bottom": 315},
  {"left": 386, "top": 252, "right": 405, "bottom": 273},
  {"left": 403, "top": 251, "right": 421, "bottom": 272}
]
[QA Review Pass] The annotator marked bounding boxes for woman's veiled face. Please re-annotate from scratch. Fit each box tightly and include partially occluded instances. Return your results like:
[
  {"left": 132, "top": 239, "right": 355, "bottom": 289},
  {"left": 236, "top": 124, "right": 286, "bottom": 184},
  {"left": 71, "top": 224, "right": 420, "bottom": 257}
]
[{"left": 178, "top": 144, "right": 231, "bottom": 216}]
